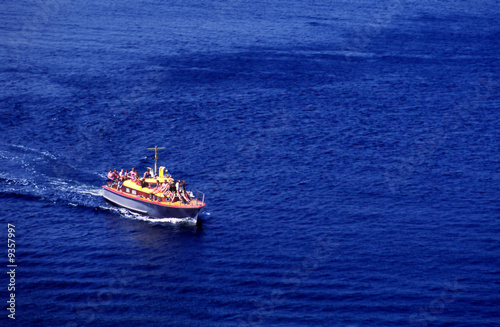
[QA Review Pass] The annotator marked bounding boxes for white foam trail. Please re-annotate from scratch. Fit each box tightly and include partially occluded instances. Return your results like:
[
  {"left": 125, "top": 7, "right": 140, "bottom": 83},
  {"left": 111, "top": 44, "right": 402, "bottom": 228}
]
[
  {"left": 0, "top": 173, "right": 32, "bottom": 186},
  {"left": 137, "top": 216, "right": 198, "bottom": 225},
  {"left": 47, "top": 178, "right": 102, "bottom": 198},
  {"left": 10, "top": 144, "right": 57, "bottom": 160},
  {"left": 96, "top": 172, "right": 107, "bottom": 179},
  {"left": 124, "top": 211, "right": 198, "bottom": 225},
  {"left": 78, "top": 188, "right": 103, "bottom": 197},
  {"left": 100, "top": 205, "right": 198, "bottom": 225}
]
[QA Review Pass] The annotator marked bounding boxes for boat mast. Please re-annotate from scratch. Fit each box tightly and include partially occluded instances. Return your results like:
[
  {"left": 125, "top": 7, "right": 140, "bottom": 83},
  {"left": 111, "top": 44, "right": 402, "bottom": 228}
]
[{"left": 147, "top": 146, "right": 165, "bottom": 177}]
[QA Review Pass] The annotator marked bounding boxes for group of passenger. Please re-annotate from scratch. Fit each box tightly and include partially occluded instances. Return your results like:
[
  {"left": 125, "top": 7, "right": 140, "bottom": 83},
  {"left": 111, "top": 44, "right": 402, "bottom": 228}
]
[
  {"left": 107, "top": 167, "right": 143, "bottom": 182},
  {"left": 151, "top": 178, "right": 191, "bottom": 203},
  {"left": 106, "top": 167, "right": 191, "bottom": 203},
  {"left": 107, "top": 167, "right": 143, "bottom": 188}
]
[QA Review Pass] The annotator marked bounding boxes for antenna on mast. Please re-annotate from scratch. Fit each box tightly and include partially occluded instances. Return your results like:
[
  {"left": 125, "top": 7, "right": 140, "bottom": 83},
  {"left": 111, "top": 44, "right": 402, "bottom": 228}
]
[{"left": 147, "top": 146, "right": 165, "bottom": 177}]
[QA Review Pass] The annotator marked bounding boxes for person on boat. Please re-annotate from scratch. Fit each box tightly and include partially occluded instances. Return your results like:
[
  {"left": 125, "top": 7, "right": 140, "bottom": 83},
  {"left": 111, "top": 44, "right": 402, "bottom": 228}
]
[
  {"left": 169, "top": 180, "right": 176, "bottom": 192},
  {"left": 117, "top": 179, "right": 123, "bottom": 190},
  {"left": 124, "top": 169, "right": 130, "bottom": 180},
  {"left": 174, "top": 180, "right": 188, "bottom": 204},
  {"left": 151, "top": 180, "right": 162, "bottom": 193},
  {"left": 180, "top": 180, "right": 191, "bottom": 201},
  {"left": 107, "top": 169, "right": 114, "bottom": 186},
  {"left": 180, "top": 180, "right": 186, "bottom": 192},
  {"left": 151, "top": 182, "right": 165, "bottom": 200},
  {"left": 156, "top": 181, "right": 166, "bottom": 193},
  {"left": 129, "top": 168, "right": 137, "bottom": 179},
  {"left": 168, "top": 180, "right": 178, "bottom": 202},
  {"left": 143, "top": 170, "right": 150, "bottom": 179},
  {"left": 178, "top": 179, "right": 186, "bottom": 198},
  {"left": 119, "top": 169, "right": 125, "bottom": 178},
  {"left": 180, "top": 180, "right": 191, "bottom": 203},
  {"left": 161, "top": 181, "right": 172, "bottom": 194},
  {"left": 134, "top": 171, "right": 142, "bottom": 186},
  {"left": 112, "top": 172, "right": 120, "bottom": 188}
]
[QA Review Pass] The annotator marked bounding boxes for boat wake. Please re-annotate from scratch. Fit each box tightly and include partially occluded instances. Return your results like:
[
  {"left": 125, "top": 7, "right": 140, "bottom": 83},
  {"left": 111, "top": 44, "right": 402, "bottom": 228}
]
[
  {"left": 130, "top": 214, "right": 198, "bottom": 226},
  {"left": 100, "top": 205, "right": 199, "bottom": 225},
  {"left": 0, "top": 144, "right": 103, "bottom": 209},
  {"left": 0, "top": 173, "right": 104, "bottom": 208}
]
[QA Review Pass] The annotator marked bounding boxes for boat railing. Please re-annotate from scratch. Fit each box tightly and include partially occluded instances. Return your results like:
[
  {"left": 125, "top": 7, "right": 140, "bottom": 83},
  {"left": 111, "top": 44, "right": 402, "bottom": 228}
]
[{"left": 195, "top": 190, "right": 205, "bottom": 206}]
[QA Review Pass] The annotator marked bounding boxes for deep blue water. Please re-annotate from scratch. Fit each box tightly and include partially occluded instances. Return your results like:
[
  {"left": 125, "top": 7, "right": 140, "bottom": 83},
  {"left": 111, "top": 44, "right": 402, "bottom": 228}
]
[{"left": 1, "top": 0, "right": 500, "bottom": 326}]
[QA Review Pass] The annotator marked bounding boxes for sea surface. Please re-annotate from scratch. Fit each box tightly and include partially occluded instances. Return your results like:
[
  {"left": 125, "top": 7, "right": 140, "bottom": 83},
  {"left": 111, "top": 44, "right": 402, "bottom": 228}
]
[{"left": 1, "top": 0, "right": 499, "bottom": 326}]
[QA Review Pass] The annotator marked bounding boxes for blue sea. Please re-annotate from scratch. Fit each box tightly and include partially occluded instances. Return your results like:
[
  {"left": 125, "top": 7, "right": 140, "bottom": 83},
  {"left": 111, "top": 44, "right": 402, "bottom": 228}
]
[{"left": 1, "top": 0, "right": 499, "bottom": 326}]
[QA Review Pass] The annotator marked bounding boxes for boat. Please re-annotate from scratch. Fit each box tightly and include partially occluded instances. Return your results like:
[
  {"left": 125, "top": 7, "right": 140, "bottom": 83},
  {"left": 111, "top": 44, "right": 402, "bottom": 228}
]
[{"left": 102, "top": 146, "right": 206, "bottom": 220}]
